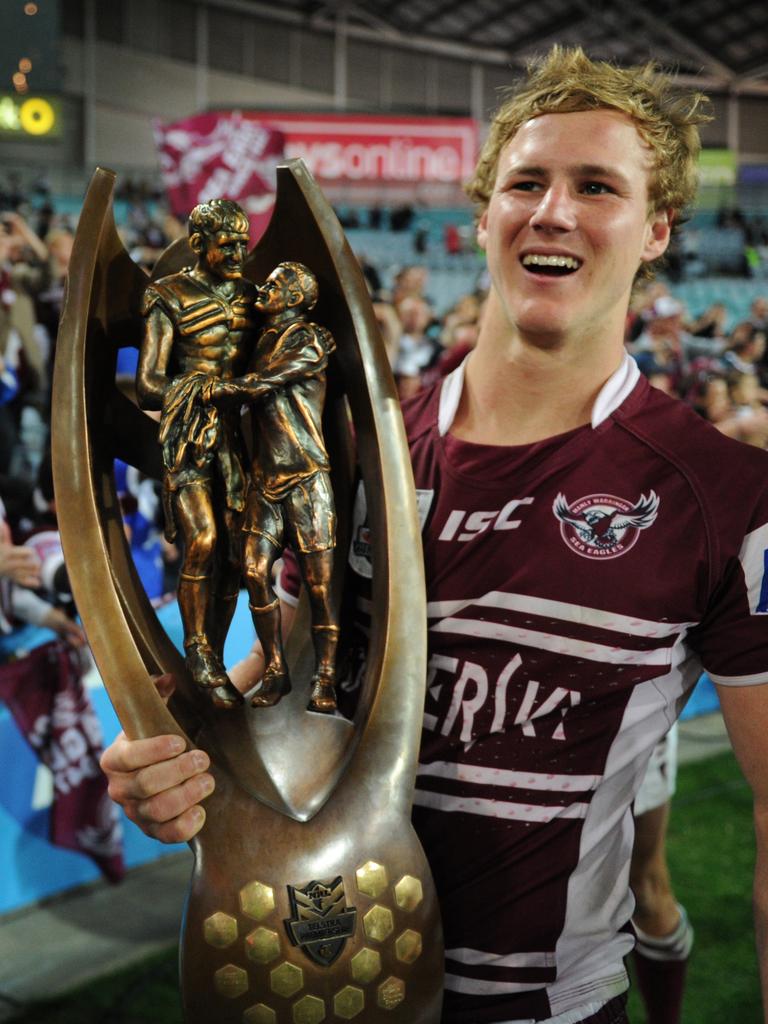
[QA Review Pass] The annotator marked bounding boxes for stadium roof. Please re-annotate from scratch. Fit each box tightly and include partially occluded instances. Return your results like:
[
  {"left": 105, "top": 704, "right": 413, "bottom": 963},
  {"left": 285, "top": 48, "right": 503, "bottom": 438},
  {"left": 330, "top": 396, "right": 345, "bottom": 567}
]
[{"left": 222, "top": 0, "right": 768, "bottom": 95}]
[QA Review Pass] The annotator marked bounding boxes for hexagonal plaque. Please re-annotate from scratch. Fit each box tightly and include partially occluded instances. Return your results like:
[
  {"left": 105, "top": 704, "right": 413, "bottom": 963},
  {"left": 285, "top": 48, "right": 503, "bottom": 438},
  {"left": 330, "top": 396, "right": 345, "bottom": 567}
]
[
  {"left": 394, "top": 875, "right": 423, "bottom": 912},
  {"left": 377, "top": 976, "right": 406, "bottom": 1010},
  {"left": 355, "top": 860, "right": 388, "bottom": 899},
  {"left": 270, "top": 961, "right": 304, "bottom": 998},
  {"left": 334, "top": 985, "right": 365, "bottom": 1019},
  {"left": 213, "top": 963, "right": 248, "bottom": 999},
  {"left": 245, "top": 926, "right": 281, "bottom": 965},
  {"left": 363, "top": 904, "right": 394, "bottom": 943},
  {"left": 350, "top": 946, "right": 382, "bottom": 984},
  {"left": 395, "top": 929, "right": 422, "bottom": 964},
  {"left": 292, "top": 993, "right": 326, "bottom": 1023},
  {"left": 203, "top": 911, "right": 238, "bottom": 949},
  {"left": 243, "top": 1005, "right": 277, "bottom": 1024},
  {"left": 239, "top": 881, "right": 276, "bottom": 921}
]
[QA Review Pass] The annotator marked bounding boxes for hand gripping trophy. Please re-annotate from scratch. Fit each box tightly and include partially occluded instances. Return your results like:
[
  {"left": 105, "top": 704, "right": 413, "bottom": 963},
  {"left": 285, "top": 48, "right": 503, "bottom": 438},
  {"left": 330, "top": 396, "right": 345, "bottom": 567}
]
[{"left": 52, "top": 162, "right": 443, "bottom": 1024}]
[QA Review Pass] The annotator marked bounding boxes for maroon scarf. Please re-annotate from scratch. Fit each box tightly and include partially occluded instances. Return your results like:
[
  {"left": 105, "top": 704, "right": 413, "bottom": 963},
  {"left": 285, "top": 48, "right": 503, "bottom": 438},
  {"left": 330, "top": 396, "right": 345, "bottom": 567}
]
[{"left": 0, "top": 641, "right": 125, "bottom": 882}]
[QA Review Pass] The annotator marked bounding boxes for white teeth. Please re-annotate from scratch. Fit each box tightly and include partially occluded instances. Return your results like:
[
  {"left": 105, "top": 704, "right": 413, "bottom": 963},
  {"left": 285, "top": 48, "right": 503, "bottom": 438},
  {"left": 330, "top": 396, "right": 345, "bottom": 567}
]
[{"left": 522, "top": 254, "right": 581, "bottom": 270}]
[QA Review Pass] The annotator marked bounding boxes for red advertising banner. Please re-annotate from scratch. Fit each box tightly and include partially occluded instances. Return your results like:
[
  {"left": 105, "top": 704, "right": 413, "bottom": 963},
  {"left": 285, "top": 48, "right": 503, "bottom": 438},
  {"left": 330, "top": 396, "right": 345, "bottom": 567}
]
[
  {"left": 153, "top": 112, "right": 285, "bottom": 242},
  {"left": 210, "top": 111, "right": 478, "bottom": 186}
]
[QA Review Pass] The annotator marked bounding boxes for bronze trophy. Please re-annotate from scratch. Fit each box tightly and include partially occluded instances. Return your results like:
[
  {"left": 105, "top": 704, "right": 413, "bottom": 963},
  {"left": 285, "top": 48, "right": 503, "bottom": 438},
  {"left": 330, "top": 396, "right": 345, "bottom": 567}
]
[{"left": 52, "top": 162, "right": 443, "bottom": 1023}]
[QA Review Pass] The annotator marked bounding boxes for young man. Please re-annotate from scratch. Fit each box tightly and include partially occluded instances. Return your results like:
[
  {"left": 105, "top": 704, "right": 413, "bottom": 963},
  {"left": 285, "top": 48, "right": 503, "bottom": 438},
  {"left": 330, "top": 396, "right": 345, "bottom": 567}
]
[{"left": 103, "top": 48, "right": 768, "bottom": 1024}]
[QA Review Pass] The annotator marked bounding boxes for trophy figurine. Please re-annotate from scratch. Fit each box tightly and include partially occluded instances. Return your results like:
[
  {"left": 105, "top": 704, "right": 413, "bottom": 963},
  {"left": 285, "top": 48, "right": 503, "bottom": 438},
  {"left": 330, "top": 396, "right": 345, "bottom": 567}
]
[
  {"left": 136, "top": 198, "right": 254, "bottom": 710},
  {"left": 51, "top": 161, "right": 444, "bottom": 1023},
  {"left": 207, "top": 260, "right": 340, "bottom": 714}
]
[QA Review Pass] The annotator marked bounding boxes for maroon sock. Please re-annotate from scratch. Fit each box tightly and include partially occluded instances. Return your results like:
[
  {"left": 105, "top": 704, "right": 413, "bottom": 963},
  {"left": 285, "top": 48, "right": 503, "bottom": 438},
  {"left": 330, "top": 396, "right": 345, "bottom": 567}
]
[
  {"left": 632, "top": 949, "right": 689, "bottom": 1024},
  {"left": 631, "top": 906, "right": 693, "bottom": 1024}
]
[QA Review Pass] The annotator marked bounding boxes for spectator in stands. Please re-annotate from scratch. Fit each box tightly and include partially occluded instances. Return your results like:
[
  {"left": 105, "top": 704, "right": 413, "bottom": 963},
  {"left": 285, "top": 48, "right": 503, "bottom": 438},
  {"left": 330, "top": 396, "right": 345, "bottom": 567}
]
[
  {"left": 391, "top": 264, "right": 430, "bottom": 308},
  {"left": 625, "top": 280, "right": 671, "bottom": 342},
  {"left": 631, "top": 296, "right": 690, "bottom": 390},
  {"left": 689, "top": 302, "right": 727, "bottom": 340},
  {"left": 722, "top": 321, "right": 767, "bottom": 379},
  {"left": 749, "top": 296, "right": 768, "bottom": 332},
  {"left": 0, "top": 215, "right": 48, "bottom": 398},
  {"left": 393, "top": 295, "right": 441, "bottom": 399},
  {"left": 632, "top": 296, "right": 725, "bottom": 389},
  {"left": 0, "top": 500, "right": 85, "bottom": 648},
  {"left": 726, "top": 371, "right": 768, "bottom": 448},
  {"left": 697, "top": 375, "right": 733, "bottom": 425},
  {"left": 436, "top": 292, "right": 484, "bottom": 377}
]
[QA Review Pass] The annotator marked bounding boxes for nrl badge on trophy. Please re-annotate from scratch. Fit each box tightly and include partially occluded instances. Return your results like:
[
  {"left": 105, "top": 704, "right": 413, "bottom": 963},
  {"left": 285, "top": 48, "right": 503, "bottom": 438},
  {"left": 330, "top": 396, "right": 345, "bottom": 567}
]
[{"left": 52, "top": 160, "right": 443, "bottom": 1023}]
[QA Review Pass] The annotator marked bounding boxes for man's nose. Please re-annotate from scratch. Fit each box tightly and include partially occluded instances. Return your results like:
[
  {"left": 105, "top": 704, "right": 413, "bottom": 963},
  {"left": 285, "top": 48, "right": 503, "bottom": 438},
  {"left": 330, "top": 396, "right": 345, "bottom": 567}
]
[{"left": 529, "top": 183, "right": 577, "bottom": 232}]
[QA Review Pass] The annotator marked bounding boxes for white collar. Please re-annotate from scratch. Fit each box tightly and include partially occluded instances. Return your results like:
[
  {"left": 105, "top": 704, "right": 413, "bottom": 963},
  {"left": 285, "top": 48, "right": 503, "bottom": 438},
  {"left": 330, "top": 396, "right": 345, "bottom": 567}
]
[{"left": 437, "top": 351, "right": 639, "bottom": 437}]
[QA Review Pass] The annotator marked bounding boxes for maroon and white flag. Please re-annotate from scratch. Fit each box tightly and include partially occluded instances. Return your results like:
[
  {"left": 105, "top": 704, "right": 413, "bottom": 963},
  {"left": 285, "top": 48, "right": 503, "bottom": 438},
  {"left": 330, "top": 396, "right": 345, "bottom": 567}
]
[
  {"left": 153, "top": 111, "right": 285, "bottom": 244},
  {"left": 0, "top": 641, "right": 125, "bottom": 882}
]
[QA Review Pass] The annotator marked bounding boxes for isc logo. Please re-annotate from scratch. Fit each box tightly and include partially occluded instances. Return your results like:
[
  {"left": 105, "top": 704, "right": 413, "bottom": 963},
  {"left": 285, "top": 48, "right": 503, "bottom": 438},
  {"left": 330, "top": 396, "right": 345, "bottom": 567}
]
[{"left": 438, "top": 498, "right": 534, "bottom": 542}]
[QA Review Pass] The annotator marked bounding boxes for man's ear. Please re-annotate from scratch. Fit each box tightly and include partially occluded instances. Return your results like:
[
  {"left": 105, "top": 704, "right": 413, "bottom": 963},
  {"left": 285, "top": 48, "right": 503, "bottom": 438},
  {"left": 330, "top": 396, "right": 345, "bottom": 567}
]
[
  {"left": 476, "top": 209, "right": 489, "bottom": 252},
  {"left": 641, "top": 208, "right": 672, "bottom": 264},
  {"left": 189, "top": 232, "right": 203, "bottom": 255}
]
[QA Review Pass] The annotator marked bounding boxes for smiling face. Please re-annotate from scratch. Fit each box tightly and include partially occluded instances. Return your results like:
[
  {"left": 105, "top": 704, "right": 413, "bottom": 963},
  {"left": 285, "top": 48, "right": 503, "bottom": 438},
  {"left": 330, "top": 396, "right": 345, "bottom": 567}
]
[
  {"left": 477, "top": 109, "right": 671, "bottom": 353},
  {"left": 200, "top": 229, "right": 249, "bottom": 281},
  {"left": 254, "top": 267, "right": 305, "bottom": 315}
]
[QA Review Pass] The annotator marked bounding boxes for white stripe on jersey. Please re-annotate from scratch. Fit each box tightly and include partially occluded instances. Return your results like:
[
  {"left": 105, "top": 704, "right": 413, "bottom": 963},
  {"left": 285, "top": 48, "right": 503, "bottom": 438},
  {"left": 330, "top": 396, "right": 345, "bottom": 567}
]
[
  {"left": 418, "top": 760, "right": 601, "bottom": 793},
  {"left": 444, "top": 975, "right": 548, "bottom": 995},
  {"left": 738, "top": 522, "right": 768, "bottom": 615},
  {"left": 413, "top": 790, "right": 590, "bottom": 822},
  {"left": 426, "top": 590, "right": 691, "bottom": 639},
  {"left": 446, "top": 947, "right": 555, "bottom": 969},
  {"left": 430, "top": 617, "right": 673, "bottom": 666}
]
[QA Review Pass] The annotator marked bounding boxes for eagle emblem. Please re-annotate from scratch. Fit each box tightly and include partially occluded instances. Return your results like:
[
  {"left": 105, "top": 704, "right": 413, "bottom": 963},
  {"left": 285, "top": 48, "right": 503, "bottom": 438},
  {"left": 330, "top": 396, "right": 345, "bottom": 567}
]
[
  {"left": 553, "top": 491, "right": 660, "bottom": 560},
  {"left": 284, "top": 876, "right": 357, "bottom": 966}
]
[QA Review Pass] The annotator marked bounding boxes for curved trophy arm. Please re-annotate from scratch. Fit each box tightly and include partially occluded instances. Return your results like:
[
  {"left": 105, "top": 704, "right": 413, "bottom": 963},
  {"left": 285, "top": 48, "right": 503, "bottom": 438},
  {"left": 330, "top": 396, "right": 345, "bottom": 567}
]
[
  {"left": 52, "top": 167, "right": 190, "bottom": 742},
  {"left": 251, "top": 161, "right": 428, "bottom": 821}
]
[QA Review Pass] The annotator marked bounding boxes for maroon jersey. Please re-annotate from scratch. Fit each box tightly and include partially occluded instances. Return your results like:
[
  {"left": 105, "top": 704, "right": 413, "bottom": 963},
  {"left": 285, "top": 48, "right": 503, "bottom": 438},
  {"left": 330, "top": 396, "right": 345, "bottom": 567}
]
[{"left": 280, "top": 355, "right": 768, "bottom": 1022}]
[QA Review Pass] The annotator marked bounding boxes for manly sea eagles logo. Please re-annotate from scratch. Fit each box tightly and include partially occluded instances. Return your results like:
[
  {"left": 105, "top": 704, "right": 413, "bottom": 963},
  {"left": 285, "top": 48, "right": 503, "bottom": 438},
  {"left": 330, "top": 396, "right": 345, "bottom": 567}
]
[
  {"left": 553, "top": 491, "right": 660, "bottom": 560},
  {"left": 284, "top": 876, "right": 357, "bottom": 966}
]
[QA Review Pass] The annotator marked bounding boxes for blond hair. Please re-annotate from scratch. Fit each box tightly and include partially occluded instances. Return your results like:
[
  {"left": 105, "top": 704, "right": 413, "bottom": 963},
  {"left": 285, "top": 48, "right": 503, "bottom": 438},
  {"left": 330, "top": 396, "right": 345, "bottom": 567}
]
[{"left": 466, "top": 46, "right": 711, "bottom": 225}]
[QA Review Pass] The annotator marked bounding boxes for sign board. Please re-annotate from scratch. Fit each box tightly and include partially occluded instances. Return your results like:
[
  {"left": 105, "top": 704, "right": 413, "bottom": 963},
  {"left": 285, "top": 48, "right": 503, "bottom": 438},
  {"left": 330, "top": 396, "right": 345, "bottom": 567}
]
[
  {"left": 211, "top": 111, "right": 478, "bottom": 186},
  {"left": 0, "top": 94, "right": 59, "bottom": 137}
]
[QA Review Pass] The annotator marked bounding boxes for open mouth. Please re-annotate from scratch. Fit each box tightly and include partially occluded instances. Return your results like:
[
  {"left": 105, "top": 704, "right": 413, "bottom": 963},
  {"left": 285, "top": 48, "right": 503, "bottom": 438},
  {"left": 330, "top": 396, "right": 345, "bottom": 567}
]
[{"left": 521, "top": 254, "right": 582, "bottom": 277}]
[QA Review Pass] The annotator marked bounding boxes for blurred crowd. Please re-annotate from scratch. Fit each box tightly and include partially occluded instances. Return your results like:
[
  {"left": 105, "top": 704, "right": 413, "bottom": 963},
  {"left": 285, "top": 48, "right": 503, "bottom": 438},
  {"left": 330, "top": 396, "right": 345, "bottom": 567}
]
[
  {"left": 0, "top": 174, "right": 767, "bottom": 881},
  {"left": 1, "top": 175, "right": 768, "bottom": 660},
  {"left": 0, "top": 185, "right": 185, "bottom": 662},
  {"left": 626, "top": 281, "right": 768, "bottom": 448}
]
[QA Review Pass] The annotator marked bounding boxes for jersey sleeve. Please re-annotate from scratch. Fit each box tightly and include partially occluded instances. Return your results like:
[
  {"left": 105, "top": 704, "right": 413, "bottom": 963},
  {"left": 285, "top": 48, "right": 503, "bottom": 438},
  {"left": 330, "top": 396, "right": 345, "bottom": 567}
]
[
  {"left": 688, "top": 487, "right": 768, "bottom": 686},
  {"left": 140, "top": 280, "right": 177, "bottom": 319}
]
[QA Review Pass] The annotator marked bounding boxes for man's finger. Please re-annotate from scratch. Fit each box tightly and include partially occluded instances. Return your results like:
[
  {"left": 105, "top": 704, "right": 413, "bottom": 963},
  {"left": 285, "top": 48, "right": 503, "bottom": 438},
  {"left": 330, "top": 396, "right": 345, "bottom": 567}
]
[
  {"left": 132, "top": 770, "right": 215, "bottom": 825},
  {"left": 126, "top": 804, "right": 207, "bottom": 845},
  {"left": 100, "top": 731, "right": 187, "bottom": 775}
]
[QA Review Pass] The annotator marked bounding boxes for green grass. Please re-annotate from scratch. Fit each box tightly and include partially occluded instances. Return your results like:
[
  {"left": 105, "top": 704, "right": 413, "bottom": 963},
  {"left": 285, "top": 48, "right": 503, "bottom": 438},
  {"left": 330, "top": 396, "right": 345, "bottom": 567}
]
[
  {"left": 10, "top": 752, "right": 759, "bottom": 1023},
  {"left": 627, "top": 750, "right": 759, "bottom": 1023}
]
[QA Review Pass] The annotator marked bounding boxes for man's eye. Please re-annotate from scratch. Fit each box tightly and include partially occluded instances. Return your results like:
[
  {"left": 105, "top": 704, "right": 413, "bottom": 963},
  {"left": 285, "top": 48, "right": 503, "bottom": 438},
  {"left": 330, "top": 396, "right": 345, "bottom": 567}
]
[
  {"left": 511, "top": 180, "right": 541, "bottom": 192},
  {"left": 582, "top": 182, "right": 613, "bottom": 195}
]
